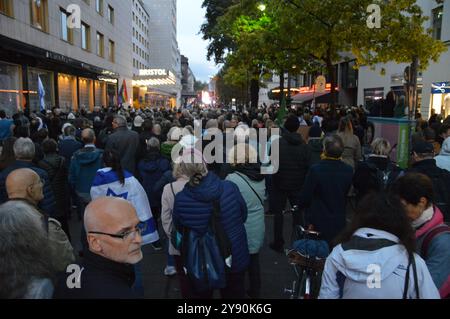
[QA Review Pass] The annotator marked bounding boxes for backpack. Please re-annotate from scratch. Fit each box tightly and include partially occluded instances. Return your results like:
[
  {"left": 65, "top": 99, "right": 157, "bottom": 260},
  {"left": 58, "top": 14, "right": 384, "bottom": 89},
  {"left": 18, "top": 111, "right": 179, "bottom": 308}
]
[
  {"left": 178, "top": 200, "right": 232, "bottom": 293},
  {"left": 429, "top": 174, "right": 450, "bottom": 222},
  {"left": 366, "top": 161, "right": 398, "bottom": 191},
  {"left": 420, "top": 224, "right": 450, "bottom": 259}
]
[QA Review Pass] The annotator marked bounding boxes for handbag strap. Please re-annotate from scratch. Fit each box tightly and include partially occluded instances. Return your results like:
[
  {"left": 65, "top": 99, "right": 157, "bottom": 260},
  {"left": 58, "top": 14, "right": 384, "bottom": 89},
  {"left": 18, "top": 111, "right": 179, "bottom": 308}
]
[
  {"left": 403, "top": 253, "right": 420, "bottom": 299},
  {"left": 234, "top": 172, "right": 264, "bottom": 207}
]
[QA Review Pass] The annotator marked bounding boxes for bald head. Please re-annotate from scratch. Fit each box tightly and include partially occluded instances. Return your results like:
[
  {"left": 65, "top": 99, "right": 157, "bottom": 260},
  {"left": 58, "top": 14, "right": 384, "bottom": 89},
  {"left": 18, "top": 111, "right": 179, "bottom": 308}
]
[
  {"left": 6, "top": 168, "right": 43, "bottom": 205},
  {"left": 84, "top": 197, "right": 142, "bottom": 264},
  {"left": 81, "top": 128, "right": 95, "bottom": 145},
  {"left": 85, "top": 197, "right": 138, "bottom": 233}
]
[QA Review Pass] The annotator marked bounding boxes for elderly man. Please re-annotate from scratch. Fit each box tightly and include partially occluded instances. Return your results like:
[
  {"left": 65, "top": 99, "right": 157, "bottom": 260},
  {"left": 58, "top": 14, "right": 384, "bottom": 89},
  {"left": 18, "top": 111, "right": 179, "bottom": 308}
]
[
  {"left": 298, "top": 134, "right": 354, "bottom": 245},
  {"left": 54, "top": 197, "right": 143, "bottom": 299},
  {"left": 0, "top": 138, "right": 55, "bottom": 216},
  {"left": 105, "top": 115, "right": 140, "bottom": 175},
  {"left": 6, "top": 168, "right": 75, "bottom": 272}
]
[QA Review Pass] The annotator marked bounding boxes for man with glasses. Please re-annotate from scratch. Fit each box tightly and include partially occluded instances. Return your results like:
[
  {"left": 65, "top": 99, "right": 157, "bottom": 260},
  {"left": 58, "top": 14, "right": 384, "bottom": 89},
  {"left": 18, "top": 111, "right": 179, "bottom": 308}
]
[{"left": 54, "top": 197, "right": 144, "bottom": 299}]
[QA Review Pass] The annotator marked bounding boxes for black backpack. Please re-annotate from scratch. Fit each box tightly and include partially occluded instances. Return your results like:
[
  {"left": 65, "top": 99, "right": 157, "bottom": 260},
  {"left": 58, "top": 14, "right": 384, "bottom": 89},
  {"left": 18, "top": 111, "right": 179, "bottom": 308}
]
[
  {"left": 366, "top": 161, "right": 399, "bottom": 191},
  {"left": 428, "top": 173, "right": 450, "bottom": 222}
]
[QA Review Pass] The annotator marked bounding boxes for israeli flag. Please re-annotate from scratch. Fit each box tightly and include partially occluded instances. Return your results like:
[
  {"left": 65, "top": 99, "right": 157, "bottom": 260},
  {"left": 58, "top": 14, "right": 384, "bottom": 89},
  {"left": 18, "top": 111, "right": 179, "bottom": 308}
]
[
  {"left": 90, "top": 168, "right": 159, "bottom": 245},
  {"left": 38, "top": 75, "right": 46, "bottom": 112}
]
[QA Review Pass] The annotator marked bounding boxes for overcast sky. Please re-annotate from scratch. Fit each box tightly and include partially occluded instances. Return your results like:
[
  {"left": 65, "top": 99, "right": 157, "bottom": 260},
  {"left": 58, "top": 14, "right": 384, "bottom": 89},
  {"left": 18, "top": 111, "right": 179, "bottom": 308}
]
[{"left": 177, "top": 0, "right": 221, "bottom": 83}]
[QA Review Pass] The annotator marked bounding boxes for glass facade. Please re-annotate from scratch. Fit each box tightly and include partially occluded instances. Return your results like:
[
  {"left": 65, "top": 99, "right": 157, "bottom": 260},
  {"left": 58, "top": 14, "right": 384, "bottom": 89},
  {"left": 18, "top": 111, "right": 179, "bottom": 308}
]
[
  {"left": 94, "top": 80, "right": 106, "bottom": 107},
  {"left": 58, "top": 73, "right": 77, "bottom": 112},
  {"left": 28, "top": 67, "right": 54, "bottom": 113},
  {"left": 79, "top": 77, "right": 93, "bottom": 111},
  {"left": 0, "top": 61, "right": 22, "bottom": 116}
]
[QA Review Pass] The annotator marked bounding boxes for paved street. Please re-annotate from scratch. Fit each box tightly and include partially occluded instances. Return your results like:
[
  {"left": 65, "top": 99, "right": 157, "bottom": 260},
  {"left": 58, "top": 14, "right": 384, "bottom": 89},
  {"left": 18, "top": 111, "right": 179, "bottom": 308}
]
[{"left": 69, "top": 210, "right": 295, "bottom": 299}]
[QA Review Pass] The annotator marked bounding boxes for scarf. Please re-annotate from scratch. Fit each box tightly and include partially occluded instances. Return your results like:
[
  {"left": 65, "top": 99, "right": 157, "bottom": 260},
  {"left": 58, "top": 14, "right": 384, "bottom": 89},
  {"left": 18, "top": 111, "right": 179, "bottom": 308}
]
[{"left": 412, "top": 205, "right": 434, "bottom": 229}]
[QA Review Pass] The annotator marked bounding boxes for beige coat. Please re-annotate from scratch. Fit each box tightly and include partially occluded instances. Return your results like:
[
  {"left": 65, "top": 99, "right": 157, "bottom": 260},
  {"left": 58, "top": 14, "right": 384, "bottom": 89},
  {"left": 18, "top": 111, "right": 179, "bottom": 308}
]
[
  {"left": 161, "top": 178, "right": 188, "bottom": 255},
  {"left": 48, "top": 217, "right": 76, "bottom": 272},
  {"left": 337, "top": 132, "right": 362, "bottom": 170}
]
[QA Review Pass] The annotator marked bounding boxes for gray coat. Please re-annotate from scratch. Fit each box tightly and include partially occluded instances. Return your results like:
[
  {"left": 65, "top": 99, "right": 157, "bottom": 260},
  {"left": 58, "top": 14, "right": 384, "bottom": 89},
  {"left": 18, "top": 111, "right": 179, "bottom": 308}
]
[{"left": 105, "top": 127, "right": 140, "bottom": 174}]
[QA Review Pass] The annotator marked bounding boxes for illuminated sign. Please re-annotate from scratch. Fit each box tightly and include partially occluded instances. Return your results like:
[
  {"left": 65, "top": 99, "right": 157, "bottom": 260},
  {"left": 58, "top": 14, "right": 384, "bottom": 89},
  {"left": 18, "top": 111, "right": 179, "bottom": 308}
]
[
  {"left": 139, "top": 69, "right": 168, "bottom": 76},
  {"left": 133, "top": 69, "right": 177, "bottom": 86}
]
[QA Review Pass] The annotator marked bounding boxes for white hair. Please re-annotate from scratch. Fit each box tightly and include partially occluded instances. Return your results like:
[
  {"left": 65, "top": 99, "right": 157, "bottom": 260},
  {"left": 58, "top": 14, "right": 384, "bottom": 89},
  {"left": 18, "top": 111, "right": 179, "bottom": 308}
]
[{"left": 13, "top": 138, "right": 35, "bottom": 160}]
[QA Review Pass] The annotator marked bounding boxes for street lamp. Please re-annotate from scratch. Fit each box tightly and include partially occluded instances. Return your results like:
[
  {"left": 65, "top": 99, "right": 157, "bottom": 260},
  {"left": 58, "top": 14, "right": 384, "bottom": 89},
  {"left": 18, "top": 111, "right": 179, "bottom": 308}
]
[{"left": 258, "top": 3, "right": 266, "bottom": 12}]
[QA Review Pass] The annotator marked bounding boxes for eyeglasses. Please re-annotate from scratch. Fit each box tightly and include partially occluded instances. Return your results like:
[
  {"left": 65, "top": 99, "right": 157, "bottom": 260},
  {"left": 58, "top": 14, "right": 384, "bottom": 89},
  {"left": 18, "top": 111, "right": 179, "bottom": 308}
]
[{"left": 89, "top": 224, "right": 146, "bottom": 240}]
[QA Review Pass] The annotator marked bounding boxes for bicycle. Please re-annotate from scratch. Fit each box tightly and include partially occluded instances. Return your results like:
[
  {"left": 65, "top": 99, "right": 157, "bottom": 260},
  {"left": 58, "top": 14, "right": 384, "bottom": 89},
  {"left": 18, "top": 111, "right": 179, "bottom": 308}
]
[{"left": 284, "top": 225, "right": 329, "bottom": 299}]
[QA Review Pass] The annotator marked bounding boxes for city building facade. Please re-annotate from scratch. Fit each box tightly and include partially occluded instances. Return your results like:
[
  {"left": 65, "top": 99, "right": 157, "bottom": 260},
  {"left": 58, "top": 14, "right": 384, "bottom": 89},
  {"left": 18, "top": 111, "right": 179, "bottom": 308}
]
[
  {"left": 0, "top": 0, "right": 133, "bottom": 115},
  {"left": 133, "top": 0, "right": 181, "bottom": 108},
  {"left": 357, "top": 0, "right": 450, "bottom": 119}
]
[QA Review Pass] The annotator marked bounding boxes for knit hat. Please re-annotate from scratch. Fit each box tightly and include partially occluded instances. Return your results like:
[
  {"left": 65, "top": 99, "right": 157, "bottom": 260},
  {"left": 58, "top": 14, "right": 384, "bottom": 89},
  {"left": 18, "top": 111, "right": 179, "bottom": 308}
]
[
  {"left": 284, "top": 115, "right": 300, "bottom": 133},
  {"left": 309, "top": 125, "right": 323, "bottom": 138}
]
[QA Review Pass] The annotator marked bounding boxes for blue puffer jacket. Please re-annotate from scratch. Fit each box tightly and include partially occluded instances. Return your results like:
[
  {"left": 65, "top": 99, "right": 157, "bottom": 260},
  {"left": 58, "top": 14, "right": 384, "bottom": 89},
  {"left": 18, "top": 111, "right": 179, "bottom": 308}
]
[
  {"left": 0, "top": 160, "right": 56, "bottom": 216},
  {"left": 173, "top": 172, "right": 250, "bottom": 273}
]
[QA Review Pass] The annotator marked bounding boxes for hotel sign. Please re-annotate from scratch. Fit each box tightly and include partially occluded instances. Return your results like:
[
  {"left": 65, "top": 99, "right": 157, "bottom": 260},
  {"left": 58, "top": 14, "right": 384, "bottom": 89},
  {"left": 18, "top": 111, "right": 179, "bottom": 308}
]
[{"left": 134, "top": 69, "right": 177, "bottom": 86}]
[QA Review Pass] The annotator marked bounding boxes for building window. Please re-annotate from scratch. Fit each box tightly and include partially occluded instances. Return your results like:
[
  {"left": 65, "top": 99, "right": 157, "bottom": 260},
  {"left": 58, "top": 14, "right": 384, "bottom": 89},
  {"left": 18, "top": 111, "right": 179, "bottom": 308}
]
[
  {"left": 109, "top": 40, "right": 115, "bottom": 62},
  {"left": 96, "top": 32, "right": 104, "bottom": 57},
  {"left": 81, "top": 22, "right": 90, "bottom": 51},
  {"left": 0, "top": 0, "right": 14, "bottom": 17},
  {"left": 432, "top": 6, "right": 443, "bottom": 40},
  {"left": 30, "top": 0, "right": 49, "bottom": 32},
  {"left": 107, "top": 5, "right": 114, "bottom": 24},
  {"left": 364, "top": 88, "right": 384, "bottom": 113},
  {"left": 95, "top": 0, "right": 103, "bottom": 15},
  {"left": 60, "top": 8, "right": 73, "bottom": 43}
]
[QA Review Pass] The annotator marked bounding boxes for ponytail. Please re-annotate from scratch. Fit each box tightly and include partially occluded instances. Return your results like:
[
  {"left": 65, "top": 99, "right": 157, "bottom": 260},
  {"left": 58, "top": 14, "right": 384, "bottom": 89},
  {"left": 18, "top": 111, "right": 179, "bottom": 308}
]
[{"left": 103, "top": 150, "right": 125, "bottom": 185}]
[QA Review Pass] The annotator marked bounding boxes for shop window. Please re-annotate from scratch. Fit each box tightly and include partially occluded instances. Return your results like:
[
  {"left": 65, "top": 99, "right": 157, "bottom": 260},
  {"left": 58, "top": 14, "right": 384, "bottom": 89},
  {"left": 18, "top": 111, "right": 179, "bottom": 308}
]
[
  {"left": 0, "top": 61, "right": 22, "bottom": 116},
  {"left": 0, "top": 0, "right": 14, "bottom": 17},
  {"left": 58, "top": 74, "right": 77, "bottom": 112},
  {"left": 30, "top": 0, "right": 49, "bottom": 32},
  {"left": 364, "top": 87, "right": 384, "bottom": 115},
  {"left": 28, "top": 68, "right": 54, "bottom": 113}
]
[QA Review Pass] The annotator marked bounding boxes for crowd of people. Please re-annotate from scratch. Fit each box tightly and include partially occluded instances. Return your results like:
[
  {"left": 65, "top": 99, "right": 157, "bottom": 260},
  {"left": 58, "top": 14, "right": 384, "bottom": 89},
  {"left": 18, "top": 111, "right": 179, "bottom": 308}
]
[{"left": 0, "top": 103, "right": 449, "bottom": 299}]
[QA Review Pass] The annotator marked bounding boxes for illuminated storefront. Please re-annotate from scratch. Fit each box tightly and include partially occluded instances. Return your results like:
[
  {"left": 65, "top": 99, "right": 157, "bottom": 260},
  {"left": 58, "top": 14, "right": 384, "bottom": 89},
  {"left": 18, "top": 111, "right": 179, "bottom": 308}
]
[
  {"left": 132, "top": 69, "right": 178, "bottom": 108},
  {"left": 0, "top": 61, "right": 23, "bottom": 116},
  {"left": 58, "top": 74, "right": 77, "bottom": 112},
  {"left": 430, "top": 82, "right": 450, "bottom": 118},
  {"left": 0, "top": 35, "right": 119, "bottom": 115}
]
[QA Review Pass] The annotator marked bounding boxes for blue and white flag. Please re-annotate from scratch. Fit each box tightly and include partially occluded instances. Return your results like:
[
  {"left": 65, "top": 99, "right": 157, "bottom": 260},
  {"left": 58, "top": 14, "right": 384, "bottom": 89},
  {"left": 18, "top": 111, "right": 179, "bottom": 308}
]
[
  {"left": 37, "top": 75, "right": 46, "bottom": 112},
  {"left": 90, "top": 168, "right": 159, "bottom": 245}
]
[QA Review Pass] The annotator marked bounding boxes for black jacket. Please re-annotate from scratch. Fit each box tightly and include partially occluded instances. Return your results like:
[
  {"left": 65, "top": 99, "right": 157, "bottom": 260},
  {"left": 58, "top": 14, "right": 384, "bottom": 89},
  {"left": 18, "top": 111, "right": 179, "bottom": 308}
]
[
  {"left": 353, "top": 156, "right": 403, "bottom": 203},
  {"left": 299, "top": 160, "right": 354, "bottom": 244},
  {"left": 54, "top": 250, "right": 138, "bottom": 299},
  {"left": 408, "top": 159, "right": 450, "bottom": 221},
  {"left": 105, "top": 127, "right": 140, "bottom": 175},
  {"left": 273, "top": 131, "right": 310, "bottom": 191},
  {"left": 307, "top": 138, "right": 323, "bottom": 167},
  {"left": 38, "top": 154, "right": 70, "bottom": 215}
]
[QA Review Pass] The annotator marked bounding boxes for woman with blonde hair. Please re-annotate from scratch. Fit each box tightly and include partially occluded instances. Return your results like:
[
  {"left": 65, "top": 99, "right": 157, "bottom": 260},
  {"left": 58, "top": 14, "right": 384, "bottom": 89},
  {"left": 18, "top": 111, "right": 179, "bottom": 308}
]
[
  {"left": 337, "top": 116, "right": 362, "bottom": 170},
  {"left": 353, "top": 137, "right": 402, "bottom": 203},
  {"left": 225, "top": 143, "right": 266, "bottom": 298},
  {"left": 172, "top": 148, "right": 250, "bottom": 299}
]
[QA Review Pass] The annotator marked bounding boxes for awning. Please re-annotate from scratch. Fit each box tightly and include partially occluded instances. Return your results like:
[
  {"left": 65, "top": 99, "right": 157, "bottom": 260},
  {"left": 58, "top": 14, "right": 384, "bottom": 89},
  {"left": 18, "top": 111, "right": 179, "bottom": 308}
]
[{"left": 292, "top": 91, "right": 330, "bottom": 103}]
